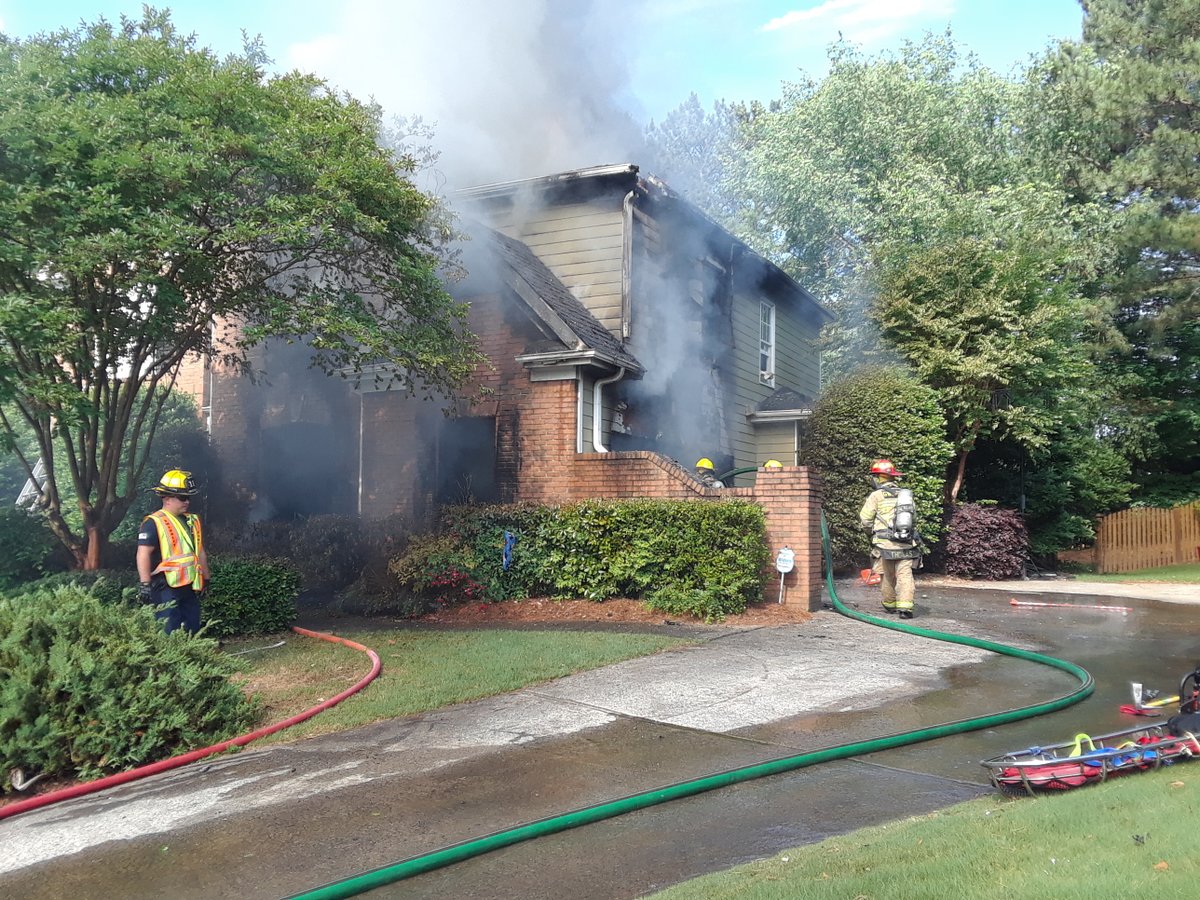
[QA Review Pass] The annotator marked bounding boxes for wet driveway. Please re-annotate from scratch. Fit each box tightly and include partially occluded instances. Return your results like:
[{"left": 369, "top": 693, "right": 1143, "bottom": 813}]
[{"left": 2, "top": 582, "right": 1197, "bottom": 899}]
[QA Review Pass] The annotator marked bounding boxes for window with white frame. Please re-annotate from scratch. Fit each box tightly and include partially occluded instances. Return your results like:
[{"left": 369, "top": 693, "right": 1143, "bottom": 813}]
[{"left": 759, "top": 301, "right": 776, "bottom": 385}]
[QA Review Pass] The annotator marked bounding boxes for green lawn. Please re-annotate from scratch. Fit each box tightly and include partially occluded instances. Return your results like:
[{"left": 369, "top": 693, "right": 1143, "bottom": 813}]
[
  {"left": 228, "top": 628, "right": 694, "bottom": 742},
  {"left": 651, "top": 765, "right": 1200, "bottom": 899},
  {"left": 1072, "top": 562, "right": 1200, "bottom": 584}
]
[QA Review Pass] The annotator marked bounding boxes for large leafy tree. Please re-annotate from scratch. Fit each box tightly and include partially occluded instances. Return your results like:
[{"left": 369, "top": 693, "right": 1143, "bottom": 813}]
[
  {"left": 732, "top": 34, "right": 1118, "bottom": 505},
  {"left": 0, "top": 11, "right": 481, "bottom": 568},
  {"left": 644, "top": 93, "right": 769, "bottom": 222},
  {"left": 1025, "top": 0, "right": 1200, "bottom": 502}
]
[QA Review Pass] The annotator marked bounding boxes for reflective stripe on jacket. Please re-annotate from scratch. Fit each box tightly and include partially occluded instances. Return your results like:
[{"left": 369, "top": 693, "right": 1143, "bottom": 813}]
[{"left": 145, "top": 510, "right": 205, "bottom": 589}]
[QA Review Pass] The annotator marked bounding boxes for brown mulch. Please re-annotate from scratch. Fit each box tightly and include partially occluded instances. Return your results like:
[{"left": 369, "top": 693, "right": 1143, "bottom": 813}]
[{"left": 417, "top": 596, "right": 814, "bottom": 627}]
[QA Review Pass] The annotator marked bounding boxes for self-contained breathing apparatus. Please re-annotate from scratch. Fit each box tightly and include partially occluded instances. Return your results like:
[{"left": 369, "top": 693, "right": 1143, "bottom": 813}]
[
  {"left": 889, "top": 487, "right": 915, "bottom": 543},
  {"left": 873, "top": 485, "right": 921, "bottom": 560}
]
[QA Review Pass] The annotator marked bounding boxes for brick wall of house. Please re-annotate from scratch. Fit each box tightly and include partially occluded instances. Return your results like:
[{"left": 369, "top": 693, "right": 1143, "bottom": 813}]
[
  {"left": 181, "top": 291, "right": 824, "bottom": 608},
  {"left": 174, "top": 352, "right": 208, "bottom": 415}
]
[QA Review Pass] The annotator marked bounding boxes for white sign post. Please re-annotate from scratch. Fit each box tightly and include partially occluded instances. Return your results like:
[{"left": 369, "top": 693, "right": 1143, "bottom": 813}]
[{"left": 774, "top": 546, "right": 795, "bottom": 605}]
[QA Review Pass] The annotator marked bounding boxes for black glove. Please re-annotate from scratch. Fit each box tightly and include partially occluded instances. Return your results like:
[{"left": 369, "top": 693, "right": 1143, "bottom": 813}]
[{"left": 138, "top": 581, "right": 153, "bottom": 603}]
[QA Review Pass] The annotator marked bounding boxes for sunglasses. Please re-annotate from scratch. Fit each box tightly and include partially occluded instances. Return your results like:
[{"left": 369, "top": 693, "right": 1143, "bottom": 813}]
[{"left": 165, "top": 495, "right": 192, "bottom": 501}]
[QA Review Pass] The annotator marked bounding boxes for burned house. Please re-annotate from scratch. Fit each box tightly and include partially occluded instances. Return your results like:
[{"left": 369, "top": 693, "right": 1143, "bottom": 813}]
[{"left": 179, "top": 163, "right": 832, "bottom": 606}]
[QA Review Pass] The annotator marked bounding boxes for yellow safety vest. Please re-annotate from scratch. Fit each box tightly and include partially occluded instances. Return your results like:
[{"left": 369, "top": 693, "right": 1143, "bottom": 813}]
[{"left": 145, "top": 509, "right": 205, "bottom": 590}]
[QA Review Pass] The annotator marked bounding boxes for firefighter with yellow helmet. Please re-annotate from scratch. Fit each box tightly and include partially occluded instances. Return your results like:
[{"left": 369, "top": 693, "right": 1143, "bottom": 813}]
[
  {"left": 694, "top": 457, "right": 724, "bottom": 488},
  {"left": 136, "top": 469, "right": 210, "bottom": 634},
  {"left": 858, "top": 459, "right": 921, "bottom": 618}
]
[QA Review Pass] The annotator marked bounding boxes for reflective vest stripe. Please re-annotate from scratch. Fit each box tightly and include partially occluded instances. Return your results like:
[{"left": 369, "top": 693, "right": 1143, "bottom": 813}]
[{"left": 146, "top": 510, "right": 205, "bottom": 590}]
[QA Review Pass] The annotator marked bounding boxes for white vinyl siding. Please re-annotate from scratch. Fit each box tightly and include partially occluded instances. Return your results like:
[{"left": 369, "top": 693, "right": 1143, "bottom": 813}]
[
  {"left": 756, "top": 421, "right": 797, "bottom": 466},
  {"left": 489, "top": 200, "right": 625, "bottom": 336},
  {"left": 579, "top": 372, "right": 595, "bottom": 452},
  {"left": 730, "top": 288, "right": 822, "bottom": 474}
]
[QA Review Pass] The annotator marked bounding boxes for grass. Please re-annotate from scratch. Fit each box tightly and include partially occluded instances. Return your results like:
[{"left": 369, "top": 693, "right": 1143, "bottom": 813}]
[
  {"left": 650, "top": 765, "right": 1200, "bottom": 899},
  {"left": 1070, "top": 562, "right": 1200, "bottom": 584},
  {"left": 227, "top": 627, "right": 694, "bottom": 742}
]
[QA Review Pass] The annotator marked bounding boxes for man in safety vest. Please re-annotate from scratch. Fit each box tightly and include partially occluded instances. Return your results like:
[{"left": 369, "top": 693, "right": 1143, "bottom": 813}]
[
  {"left": 858, "top": 459, "right": 921, "bottom": 618},
  {"left": 137, "top": 469, "right": 210, "bottom": 635}
]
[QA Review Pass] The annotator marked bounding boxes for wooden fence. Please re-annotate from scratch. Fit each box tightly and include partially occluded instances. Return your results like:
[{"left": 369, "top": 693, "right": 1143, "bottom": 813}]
[{"left": 1094, "top": 502, "right": 1200, "bottom": 574}]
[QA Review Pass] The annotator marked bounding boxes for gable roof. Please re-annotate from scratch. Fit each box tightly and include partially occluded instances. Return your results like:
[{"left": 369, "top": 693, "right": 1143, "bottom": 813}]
[
  {"left": 458, "top": 224, "right": 643, "bottom": 374},
  {"left": 457, "top": 163, "right": 833, "bottom": 327},
  {"left": 750, "top": 387, "right": 815, "bottom": 422}
]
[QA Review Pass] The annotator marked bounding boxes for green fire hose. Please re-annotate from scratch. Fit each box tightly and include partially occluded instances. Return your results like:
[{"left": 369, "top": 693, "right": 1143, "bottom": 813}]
[{"left": 288, "top": 515, "right": 1093, "bottom": 900}]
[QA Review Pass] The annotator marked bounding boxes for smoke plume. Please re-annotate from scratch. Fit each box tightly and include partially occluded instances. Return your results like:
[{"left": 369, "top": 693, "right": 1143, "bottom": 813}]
[{"left": 291, "top": 0, "right": 651, "bottom": 188}]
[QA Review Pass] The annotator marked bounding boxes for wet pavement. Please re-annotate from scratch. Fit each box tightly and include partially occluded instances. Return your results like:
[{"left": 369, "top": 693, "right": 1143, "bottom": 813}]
[{"left": 2, "top": 579, "right": 1198, "bottom": 899}]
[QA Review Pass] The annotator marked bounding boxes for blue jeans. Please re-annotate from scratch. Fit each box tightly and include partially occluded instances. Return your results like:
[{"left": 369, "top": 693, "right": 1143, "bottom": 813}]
[{"left": 152, "top": 583, "right": 202, "bottom": 635}]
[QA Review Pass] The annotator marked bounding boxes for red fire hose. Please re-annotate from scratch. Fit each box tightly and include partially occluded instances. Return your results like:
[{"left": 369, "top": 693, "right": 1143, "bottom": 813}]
[{"left": 0, "top": 626, "right": 381, "bottom": 821}]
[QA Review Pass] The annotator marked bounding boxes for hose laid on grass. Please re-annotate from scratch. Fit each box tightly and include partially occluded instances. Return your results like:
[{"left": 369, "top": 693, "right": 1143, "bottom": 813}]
[
  {"left": 0, "top": 626, "right": 381, "bottom": 822},
  {"left": 287, "top": 514, "right": 1093, "bottom": 900}
]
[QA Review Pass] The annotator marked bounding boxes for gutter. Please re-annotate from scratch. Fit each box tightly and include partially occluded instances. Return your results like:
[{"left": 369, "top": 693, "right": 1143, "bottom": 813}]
[
  {"left": 748, "top": 409, "right": 814, "bottom": 424},
  {"left": 516, "top": 348, "right": 640, "bottom": 374}
]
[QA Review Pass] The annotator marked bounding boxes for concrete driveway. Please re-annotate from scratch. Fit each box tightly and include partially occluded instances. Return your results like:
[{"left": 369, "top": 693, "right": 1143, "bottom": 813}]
[{"left": 2, "top": 578, "right": 1196, "bottom": 899}]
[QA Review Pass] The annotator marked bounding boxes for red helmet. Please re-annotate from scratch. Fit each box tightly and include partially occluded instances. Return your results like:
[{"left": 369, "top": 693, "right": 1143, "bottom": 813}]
[{"left": 870, "top": 459, "right": 902, "bottom": 478}]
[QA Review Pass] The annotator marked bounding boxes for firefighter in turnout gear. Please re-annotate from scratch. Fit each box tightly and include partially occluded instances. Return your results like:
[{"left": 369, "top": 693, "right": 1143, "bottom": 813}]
[
  {"left": 694, "top": 458, "right": 723, "bottom": 488},
  {"left": 859, "top": 459, "right": 921, "bottom": 618},
  {"left": 137, "top": 470, "right": 210, "bottom": 635}
]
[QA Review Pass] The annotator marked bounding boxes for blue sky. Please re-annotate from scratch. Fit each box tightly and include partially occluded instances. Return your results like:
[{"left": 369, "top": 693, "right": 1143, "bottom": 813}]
[{"left": 1, "top": 1, "right": 1086, "bottom": 184}]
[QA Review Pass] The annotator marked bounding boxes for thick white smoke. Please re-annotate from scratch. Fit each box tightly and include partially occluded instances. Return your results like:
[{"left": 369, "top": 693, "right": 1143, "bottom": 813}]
[{"left": 291, "top": 0, "right": 650, "bottom": 188}]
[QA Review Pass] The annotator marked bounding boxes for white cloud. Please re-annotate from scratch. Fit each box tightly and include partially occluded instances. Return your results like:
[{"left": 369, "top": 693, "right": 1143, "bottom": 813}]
[{"left": 762, "top": 0, "right": 954, "bottom": 39}]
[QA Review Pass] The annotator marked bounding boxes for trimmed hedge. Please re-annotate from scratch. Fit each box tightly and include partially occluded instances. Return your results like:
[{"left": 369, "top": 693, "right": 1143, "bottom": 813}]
[
  {"left": 943, "top": 503, "right": 1030, "bottom": 580},
  {"left": 203, "top": 557, "right": 300, "bottom": 636},
  {"left": 390, "top": 499, "right": 770, "bottom": 622},
  {"left": 807, "top": 366, "right": 953, "bottom": 571},
  {"left": 0, "top": 586, "right": 258, "bottom": 789},
  {"left": 17, "top": 557, "right": 299, "bottom": 637}
]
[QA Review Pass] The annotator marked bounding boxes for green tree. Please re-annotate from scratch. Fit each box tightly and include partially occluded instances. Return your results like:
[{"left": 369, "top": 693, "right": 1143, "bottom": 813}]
[
  {"left": 0, "top": 11, "right": 481, "bottom": 568},
  {"left": 963, "top": 430, "right": 1134, "bottom": 557},
  {"left": 1024, "top": 0, "right": 1200, "bottom": 501},
  {"left": 733, "top": 33, "right": 1116, "bottom": 503},
  {"left": 806, "top": 366, "right": 953, "bottom": 570},
  {"left": 876, "top": 237, "right": 1101, "bottom": 504},
  {"left": 644, "top": 93, "right": 768, "bottom": 221}
]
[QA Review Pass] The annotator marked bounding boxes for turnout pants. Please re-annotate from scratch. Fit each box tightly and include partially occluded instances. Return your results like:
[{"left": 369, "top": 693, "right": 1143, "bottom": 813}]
[{"left": 880, "top": 557, "right": 915, "bottom": 611}]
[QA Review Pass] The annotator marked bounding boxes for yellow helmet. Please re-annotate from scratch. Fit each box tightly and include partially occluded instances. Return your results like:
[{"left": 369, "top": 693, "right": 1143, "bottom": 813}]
[
  {"left": 763, "top": 459, "right": 783, "bottom": 468},
  {"left": 695, "top": 458, "right": 715, "bottom": 471},
  {"left": 152, "top": 469, "right": 198, "bottom": 497}
]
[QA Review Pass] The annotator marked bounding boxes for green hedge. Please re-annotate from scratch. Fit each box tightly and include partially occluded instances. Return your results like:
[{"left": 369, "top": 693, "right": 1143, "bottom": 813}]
[
  {"left": 204, "top": 557, "right": 299, "bottom": 636},
  {"left": 390, "top": 500, "right": 770, "bottom": 622},
  {"left": 807, "top": 366, "right": 953, "bottom": 571},
  {"left": 17, "top": 557, "right": 299, "bottom": 637},
  {"left": 0, "top": 586, "right": 258, "bottom": 788}
]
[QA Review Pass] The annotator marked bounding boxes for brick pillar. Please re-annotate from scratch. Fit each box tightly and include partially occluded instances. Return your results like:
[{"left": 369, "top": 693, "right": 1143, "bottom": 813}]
[{"left": 749, "top": 466, "right": 824, "bottom": 611}]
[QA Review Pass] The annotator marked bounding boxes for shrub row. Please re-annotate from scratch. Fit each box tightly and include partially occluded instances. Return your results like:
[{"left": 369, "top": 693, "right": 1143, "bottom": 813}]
[
  {"left": 388, "top": 499, "right": 770, "bottom": 622},
  {"left": 20, "top": 556, "right": 299, "bottom": 636},
  {"left": 0, "top": 586, "right": 259, "bottom": 790}
]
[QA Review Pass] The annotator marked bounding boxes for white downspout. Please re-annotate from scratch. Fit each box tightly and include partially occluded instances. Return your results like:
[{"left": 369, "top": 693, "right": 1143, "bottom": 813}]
[
  {"left": 592, "top": 367, "right": 626, "bottom": 453},
  {"left": 621, "top": 190, "right": 635, "bottom": 340},
  {"left": 576, "top": 371, "right": 585, "bottom": 453}
]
